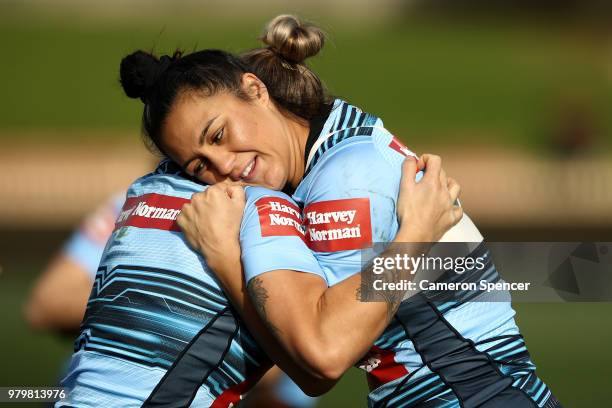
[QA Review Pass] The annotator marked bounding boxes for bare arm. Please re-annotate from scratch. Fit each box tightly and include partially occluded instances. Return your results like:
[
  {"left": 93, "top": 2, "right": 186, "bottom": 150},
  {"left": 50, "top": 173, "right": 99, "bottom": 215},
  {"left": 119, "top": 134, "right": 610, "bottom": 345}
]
[
  {"left": 178, "top": 156, "right": 462, "bottom": 394},
  {"left": 24, "top": 254, "right": 93, "bottom": 332},
  {"left": 207, "top": 255, "right": 338, "bottom": 396}
]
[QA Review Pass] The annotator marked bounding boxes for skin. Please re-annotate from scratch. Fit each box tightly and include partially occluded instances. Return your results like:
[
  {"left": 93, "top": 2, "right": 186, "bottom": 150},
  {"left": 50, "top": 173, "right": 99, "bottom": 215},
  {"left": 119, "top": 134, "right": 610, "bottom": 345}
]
[
  {"left": 178, "top": 159, "right": 461, "bottom": 396},
  {"left": 24, "top": 255, "right": 92, "bottom": 333},
  {"left": 162, "top": 73, "right": 463, "bottom": 395},
  {"left": 161, "top": 74, "right": 308, "bottom": 190}
]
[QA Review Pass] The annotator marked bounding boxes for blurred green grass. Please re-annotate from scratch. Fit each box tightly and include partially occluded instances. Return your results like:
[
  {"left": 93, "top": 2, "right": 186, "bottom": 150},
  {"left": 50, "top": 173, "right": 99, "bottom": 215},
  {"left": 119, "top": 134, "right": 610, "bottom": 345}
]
[
  {"left": 0, "top": 16, "right": 610, "bottom": 151},
  {"left": 0, "top": 10, "right": 611, "bottom": 407},
  {"left": 2, "top": 270, "right": 611, "bottom": 407}
]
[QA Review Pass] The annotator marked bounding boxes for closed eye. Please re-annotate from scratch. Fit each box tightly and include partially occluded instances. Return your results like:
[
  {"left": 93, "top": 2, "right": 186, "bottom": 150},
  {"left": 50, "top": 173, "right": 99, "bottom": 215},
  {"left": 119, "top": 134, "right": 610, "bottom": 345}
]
[{"left": 193, "top": 159, "right": 207, "bottom": 175}]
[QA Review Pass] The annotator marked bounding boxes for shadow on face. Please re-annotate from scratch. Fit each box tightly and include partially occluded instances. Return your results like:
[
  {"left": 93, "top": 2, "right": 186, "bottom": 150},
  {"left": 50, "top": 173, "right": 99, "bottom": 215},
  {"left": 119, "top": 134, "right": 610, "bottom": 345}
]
[{"left": 160, "top": 83, "right": 295, "bottom": 191}]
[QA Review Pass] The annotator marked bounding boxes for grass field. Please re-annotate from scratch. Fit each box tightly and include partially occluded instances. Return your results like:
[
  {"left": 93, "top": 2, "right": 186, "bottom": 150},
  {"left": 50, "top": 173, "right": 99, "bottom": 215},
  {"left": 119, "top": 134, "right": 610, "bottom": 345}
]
[{"left": 0, "top": 8, "right": 611, "bottom": 407}]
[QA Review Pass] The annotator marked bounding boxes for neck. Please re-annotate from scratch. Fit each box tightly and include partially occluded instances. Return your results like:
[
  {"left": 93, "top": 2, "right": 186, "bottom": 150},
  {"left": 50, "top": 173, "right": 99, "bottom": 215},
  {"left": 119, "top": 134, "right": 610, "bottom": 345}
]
[{"left": 285, "top": 116, "right": 310, "bottom": 189}]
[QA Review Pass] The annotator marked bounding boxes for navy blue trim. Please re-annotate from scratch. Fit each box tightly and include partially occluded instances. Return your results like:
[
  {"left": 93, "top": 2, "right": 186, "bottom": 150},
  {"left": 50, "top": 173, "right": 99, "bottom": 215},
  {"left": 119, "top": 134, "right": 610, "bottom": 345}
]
[
  {"left": 79, "top": 264, "right": 229, "bottom": 368},
  {"left": 143, "top": 307, "right": 239, "bottom": 407},
  {"left": 95, "top": 264, "right": 227, "bottom": 303},
  {"left": 382, "top": 294, "right": 538, "bottom": 408}
]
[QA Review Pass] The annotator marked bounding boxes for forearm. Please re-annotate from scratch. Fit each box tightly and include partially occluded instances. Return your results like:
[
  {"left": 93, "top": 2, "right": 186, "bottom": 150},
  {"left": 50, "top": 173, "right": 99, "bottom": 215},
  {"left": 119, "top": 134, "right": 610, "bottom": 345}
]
[
  {"left": 24, "top": 255, "right": 91, "bottom": 332},
  {"left": 238, "top": 236, "right": 429, "bottom": 382},
  {"left": 209, "top": 258, "right": 337, "bottom": 396},
  {"left": 313, "top": 234, "right": 430, "bottom": 376},
  {"left": 214, "top": 236, "right": 429, "bottom": 382}
]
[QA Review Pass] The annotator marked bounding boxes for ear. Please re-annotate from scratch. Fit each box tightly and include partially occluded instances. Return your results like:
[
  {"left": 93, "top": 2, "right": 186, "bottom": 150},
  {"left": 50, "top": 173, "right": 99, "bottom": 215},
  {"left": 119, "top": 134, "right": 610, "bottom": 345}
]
[{"left": 241, "top": 73, "right": 269, "bottom": 105}]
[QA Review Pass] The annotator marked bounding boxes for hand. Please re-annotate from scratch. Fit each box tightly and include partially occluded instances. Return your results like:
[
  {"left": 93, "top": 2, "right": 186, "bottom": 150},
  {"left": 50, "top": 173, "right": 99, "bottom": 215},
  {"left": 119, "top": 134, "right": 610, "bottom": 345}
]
[
  {"left": 395, "top": 154, "right": 463, "bottom": 243},
  {"left": 177, "top": 183, "right": 246, "bottom": 269}
]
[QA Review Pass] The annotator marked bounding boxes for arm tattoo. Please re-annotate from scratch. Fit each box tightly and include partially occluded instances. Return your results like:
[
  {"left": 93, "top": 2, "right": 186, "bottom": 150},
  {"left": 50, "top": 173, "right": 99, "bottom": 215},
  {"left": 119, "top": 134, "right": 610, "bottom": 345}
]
[
  {"left": 383, "top": 263, "right": 403, "bottom": 321},
  {"left": 357, "top": 261, "right": 403, "bottom": 322},
  {"left": 385, "top": 296, "right": 402, "bottom": 321},
  {"left": 247, "top": 277, "right": 281, "bottom": 336}
]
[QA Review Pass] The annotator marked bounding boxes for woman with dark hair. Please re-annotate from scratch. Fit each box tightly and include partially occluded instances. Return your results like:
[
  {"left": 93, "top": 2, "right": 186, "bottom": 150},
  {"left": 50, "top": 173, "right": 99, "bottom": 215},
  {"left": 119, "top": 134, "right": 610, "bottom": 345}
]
[
  {"left": 56, "top": 17, "right": 461, "bottom": 408},
  {"left": 119, "top": 14, "right": 559, "bottom": 407}
]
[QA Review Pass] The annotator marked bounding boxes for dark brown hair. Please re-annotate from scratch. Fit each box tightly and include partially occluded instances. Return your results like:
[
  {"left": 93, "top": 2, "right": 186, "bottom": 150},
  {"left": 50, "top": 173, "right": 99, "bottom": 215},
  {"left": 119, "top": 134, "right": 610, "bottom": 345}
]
[
  {"left": 241, "top": 14, "right": 330, "bottom": 123},
  {"left": 119, "top": 14, "right": 329, "bottom": 155}
]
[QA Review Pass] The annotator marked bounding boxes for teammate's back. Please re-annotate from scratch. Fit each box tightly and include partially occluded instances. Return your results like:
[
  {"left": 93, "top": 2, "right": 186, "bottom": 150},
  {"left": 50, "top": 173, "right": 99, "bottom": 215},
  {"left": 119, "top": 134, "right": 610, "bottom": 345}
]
[{"left": 58, "top": 161, "right": 271, "bottom": 408}]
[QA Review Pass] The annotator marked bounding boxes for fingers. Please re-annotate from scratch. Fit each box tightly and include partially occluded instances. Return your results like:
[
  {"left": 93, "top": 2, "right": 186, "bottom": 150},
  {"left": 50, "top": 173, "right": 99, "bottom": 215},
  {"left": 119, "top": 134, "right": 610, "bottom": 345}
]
[
  {"left": 226, "top": 185, "right": 246, "bottom": 203},
  {"left": 400, "top": 157, "right": 418, "bottom": 191},
  {"left": 420, "top": 154, "right": 441, "bottom": 182},
  {"left": 447, "top": 177, "right": 461, "bottom": 203},
  {"left": 415, "top": 156, "right": 426, "bottom": 171},
  {"left": 439, "top": 167, "right": 447, "bottom": 187},
  {"left": 451, "top": 206, "right": 464, "bottom": 227}
]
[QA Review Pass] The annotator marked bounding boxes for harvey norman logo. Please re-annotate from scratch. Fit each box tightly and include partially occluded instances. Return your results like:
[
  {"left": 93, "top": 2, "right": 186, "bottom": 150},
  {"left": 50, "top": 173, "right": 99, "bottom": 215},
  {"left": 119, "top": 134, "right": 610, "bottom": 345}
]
[
  {"left": 306, "top": 209, "right": 360, "bottom": 241},
  {"left": 304, "top": 198, "right": 372, "bottom": 252},
  {"left": 118, "top": 201, "right": 181, "bottom": 222},
  {"left": 115, "top": 193, "right": 190, "bottom": 232},
  {"left": 268, "top": 200, "right": 303, "bottom": 231},
  {"left": 256, "top": 197, "right": 306, "bottom": 239}
]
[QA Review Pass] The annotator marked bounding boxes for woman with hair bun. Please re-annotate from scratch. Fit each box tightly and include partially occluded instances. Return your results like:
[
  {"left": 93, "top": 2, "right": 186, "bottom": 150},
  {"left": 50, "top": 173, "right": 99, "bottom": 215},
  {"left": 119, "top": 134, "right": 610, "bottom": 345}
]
[
  {"left": 126, "top": 14, "right": 557, "bottom": 408},
  {"left": 57, "top": 15, "right": 461, "bottom": 408}
]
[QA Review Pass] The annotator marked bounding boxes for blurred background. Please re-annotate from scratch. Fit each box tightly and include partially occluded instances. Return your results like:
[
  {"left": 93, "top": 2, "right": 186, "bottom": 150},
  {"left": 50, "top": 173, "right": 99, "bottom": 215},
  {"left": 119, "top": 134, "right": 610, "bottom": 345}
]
[{"left": 0, "top": 0, "right": 611, "bottom": 406}]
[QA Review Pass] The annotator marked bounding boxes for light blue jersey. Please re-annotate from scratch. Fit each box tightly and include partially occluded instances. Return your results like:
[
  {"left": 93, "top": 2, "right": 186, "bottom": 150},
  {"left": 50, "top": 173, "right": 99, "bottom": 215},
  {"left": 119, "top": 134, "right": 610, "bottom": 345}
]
[
  {"left": 57, "top": 160, "right": 321, "bottom": 408},
  {"left": 241, "top": 99, "right": 559, "bottom": 408}
]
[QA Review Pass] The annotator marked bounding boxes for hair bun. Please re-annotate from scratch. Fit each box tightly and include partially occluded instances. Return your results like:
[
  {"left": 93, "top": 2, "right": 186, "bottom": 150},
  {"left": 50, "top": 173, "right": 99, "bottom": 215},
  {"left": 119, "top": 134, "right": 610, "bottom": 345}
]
[
  {"left": 261, "top": 15, "right": 325, "bottom": 64},
  {"left": 120, "top": 51, "right": 173, "bottom": 101}
]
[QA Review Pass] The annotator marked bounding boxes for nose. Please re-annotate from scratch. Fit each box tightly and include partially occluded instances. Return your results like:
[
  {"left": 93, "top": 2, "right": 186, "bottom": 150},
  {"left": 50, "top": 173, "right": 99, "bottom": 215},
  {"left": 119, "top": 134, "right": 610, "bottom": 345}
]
[{"left": 208, "top": 151, "right": 236, "bottom": 179}]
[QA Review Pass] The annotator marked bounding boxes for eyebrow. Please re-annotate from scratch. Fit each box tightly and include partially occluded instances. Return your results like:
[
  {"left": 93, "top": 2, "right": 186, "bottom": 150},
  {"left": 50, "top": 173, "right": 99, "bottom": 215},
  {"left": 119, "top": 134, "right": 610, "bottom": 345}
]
[
  {"left": 199, "top": 115, "right": 218, "bottom": 146},
  {"left": 181, "top": 115, "right": 218, "bottom": 169}
]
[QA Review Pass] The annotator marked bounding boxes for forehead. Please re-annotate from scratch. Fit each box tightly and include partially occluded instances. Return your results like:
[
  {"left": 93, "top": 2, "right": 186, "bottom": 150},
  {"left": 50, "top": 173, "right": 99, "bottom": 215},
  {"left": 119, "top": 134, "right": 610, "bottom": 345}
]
[{"left": 161, "top": 90, "right": 234, "bottom": 148}]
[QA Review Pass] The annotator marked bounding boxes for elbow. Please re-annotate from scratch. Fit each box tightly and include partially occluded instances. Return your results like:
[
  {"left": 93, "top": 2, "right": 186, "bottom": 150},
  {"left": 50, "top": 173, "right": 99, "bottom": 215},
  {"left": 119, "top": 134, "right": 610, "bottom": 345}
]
[
  {"left": 23, "top": 289, "right": 83, "bottom": 332},
  {"left": 23, "top": 294, "right": 49, "bottom": 331},
  {"left": 300, "top": 379, "right": 336, "bottom": 397},
  {"left": 299, "top": 341, "right": 349, "bottom": 385},
  {"left": 293, "top": 355, "right": 340, "bottom": 397}
]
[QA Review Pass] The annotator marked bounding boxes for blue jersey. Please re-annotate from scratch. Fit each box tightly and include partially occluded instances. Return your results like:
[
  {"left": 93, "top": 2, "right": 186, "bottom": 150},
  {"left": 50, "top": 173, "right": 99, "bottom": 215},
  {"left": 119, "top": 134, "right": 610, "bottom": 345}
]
[
  {"left": 57, "top": 160, "right": 321, "bottom": 408},
  {"left": 241, "top": 99, "right": 557, "bottom": 407}
]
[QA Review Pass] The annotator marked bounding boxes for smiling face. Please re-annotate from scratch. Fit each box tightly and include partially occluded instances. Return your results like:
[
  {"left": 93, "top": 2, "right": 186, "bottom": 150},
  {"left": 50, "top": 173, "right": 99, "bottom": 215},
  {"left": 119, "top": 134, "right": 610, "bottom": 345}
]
[{"left": 160, "top": 75, "right": 308, "bottom": 190}]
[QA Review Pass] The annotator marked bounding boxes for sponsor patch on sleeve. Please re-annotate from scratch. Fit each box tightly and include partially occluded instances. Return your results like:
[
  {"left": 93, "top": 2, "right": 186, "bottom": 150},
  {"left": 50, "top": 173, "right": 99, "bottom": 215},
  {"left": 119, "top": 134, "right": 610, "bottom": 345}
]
[
  {"left": 304, "top": 198, "right": 372, "bottom": 252},
  {"left": 255, "top": 197, "right": 306, "bottom": 240},
  {"left": 388, "top": 136, "right": 417, "bottom": 159},
  {"left": 114, "top": 193, "right": 189, "bottom": 232}
]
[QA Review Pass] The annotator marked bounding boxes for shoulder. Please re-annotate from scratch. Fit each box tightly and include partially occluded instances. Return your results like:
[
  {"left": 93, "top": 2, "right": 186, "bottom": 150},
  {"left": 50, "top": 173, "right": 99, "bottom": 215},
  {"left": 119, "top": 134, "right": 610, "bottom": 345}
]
[
  {"left": 304, "top": 130, "right": 398, "bottom": 195},
  {"left": 245, "top": 186, "right": 296, "bottom": 205},
  {"left": 242, "top": 187, "right": 302, "bottom": 231},
  {"left": 127, "top": 159, "right": 207, "bottom": 199},
  {"left": 308, "top": 97, "right": 417, "bottom": 176}
]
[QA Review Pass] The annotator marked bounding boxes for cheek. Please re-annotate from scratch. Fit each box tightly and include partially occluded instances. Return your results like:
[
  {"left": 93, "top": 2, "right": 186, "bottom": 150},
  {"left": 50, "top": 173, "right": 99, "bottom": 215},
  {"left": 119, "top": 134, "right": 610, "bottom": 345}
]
[
  {"left": 158, "top": 135, "right": 189, "bottom": 167},
  {"left": 262, "top": 160, "right": 286, "bottom": 190}
]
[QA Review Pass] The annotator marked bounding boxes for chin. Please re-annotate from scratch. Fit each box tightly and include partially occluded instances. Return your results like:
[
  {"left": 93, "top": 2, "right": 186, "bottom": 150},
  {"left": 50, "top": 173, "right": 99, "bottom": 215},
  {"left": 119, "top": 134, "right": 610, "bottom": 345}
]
[
  {"left": 261, "top": 168, "right": 286, "bottom": 191},
  {"left": 261, "top": 180, "right": 284, "bottom": 191}
]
